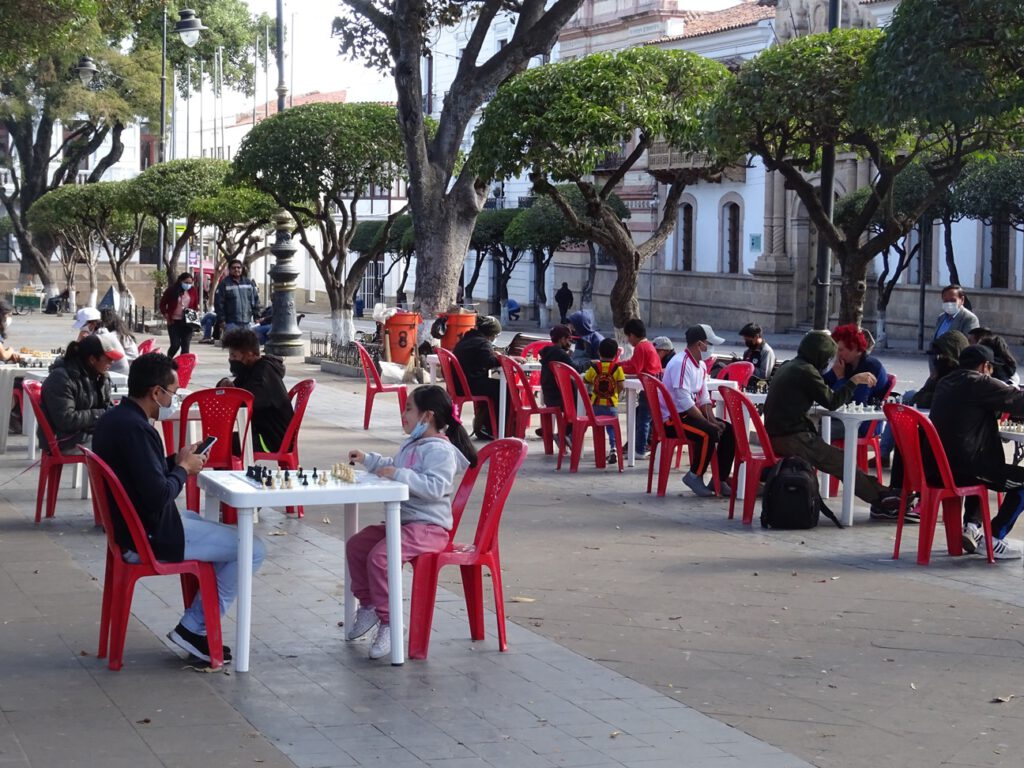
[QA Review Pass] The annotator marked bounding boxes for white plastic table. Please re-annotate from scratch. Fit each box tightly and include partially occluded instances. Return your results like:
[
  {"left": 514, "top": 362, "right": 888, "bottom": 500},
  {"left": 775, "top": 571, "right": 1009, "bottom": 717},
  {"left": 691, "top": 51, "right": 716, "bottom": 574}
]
[
  {"left": 0, "top": 366, "right": 19, "bottom": 454},
  {"left": 196, "top": 469, "right": 409, "bottom": 671},
  {"left": 818, "top": 406, "right": 887, "bottom": 526},
  {"left": 491, "top": 360, "right": 540, "bottom": 440}
]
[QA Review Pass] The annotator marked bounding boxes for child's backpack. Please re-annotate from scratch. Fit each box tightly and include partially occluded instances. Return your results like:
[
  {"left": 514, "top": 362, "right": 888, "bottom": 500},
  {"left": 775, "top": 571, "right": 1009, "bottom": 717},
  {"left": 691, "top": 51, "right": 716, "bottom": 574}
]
[
  {"left": 590, "top": 362, "right": 619, "bottom": 402},
  {"left": 760, "top": 456, "right": 842, "bottom": 529}
]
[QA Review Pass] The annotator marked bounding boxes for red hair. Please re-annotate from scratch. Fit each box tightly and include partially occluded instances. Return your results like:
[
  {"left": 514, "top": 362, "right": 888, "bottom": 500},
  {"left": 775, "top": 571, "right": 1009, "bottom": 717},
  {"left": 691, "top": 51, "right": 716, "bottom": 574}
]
[{"left": 831, "top": 324, "right": 867, "bottom": 353}]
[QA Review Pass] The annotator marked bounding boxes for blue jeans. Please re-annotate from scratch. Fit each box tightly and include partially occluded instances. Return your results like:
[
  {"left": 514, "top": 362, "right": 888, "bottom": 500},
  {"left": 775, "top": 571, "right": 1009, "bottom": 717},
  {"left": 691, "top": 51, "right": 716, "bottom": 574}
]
[
  {"left": 593, "top": 404, "right": 618, "bottom": 453},
  {"left": 180, "top": 511, "right": 266, "bottom": 635},
  {"left": 634, "top": 392, "right": 652, "bottom": 455},
  {"left": 201, "top": 313, "right": 217, "bottom": 340},
  {"left": 254, "top": 324, "right": 271, "bottom": 345}
]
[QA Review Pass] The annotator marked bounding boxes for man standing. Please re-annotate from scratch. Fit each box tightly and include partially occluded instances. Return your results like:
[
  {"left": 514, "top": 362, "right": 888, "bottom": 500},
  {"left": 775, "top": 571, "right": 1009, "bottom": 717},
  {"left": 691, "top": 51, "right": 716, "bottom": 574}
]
[
  {"left": 930, "top": 345, "right": 1024, "bottom": 559},
  {"left": 554, "top": 282, "right": 574, "bottom": 324},
  {"left": 934, "top": 284, "right": 980, "bottom": 340},
  {"left": 217, "top": 329, "right": 293, "bottom": 453},
  {"left": 214, "top": 259, "right": 260, "bottom": 335},
  {"left": 739, "top": 323, "right": 776, "bottom": 383},
  {"left": 93, "top": 353, "right": 265, "bottom": 663},
  {"left": 764, "top": 330, "right": 903, "bottom": 520},
  {"left": 660, "top": 325, "right": 734, "bottom": 498}
]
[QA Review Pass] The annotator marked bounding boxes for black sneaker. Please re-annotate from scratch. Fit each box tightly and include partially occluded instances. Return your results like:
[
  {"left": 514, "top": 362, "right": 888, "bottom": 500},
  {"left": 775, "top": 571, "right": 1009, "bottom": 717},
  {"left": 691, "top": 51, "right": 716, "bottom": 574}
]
[
  {"left": 168, "top": 623, "right": 232, "bottom": 664},
  {"left": 868, "top": 493, "right": 901, "bottom": 521},
  {"left": 607, "top": 451, "right": 618, "bottom": 465}
]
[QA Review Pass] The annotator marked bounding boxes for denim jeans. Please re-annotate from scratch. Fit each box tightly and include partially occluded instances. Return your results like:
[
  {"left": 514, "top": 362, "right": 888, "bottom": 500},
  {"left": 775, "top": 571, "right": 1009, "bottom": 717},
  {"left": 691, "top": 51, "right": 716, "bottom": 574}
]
[
  {"left": 180, "top": 510, "right": 266, "bottom": 635},
  {"left": 634, "top": 392, "right": 652, "bottom": 455},
  {"left": 593, "top": 403, "right": 618, "bottom": 452}
]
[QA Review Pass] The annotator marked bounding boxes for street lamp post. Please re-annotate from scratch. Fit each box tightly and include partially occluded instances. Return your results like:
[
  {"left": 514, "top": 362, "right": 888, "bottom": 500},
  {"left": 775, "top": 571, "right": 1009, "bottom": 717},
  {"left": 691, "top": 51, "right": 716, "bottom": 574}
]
[
  {"left": 275, "top": 0, "right": 287, "bottom": 112},
  {"left": 264, "top": 211, "right": 304, "bottom": 357},
  {"left": 158, "top": 7, "right": 207, "bottom": 267}
]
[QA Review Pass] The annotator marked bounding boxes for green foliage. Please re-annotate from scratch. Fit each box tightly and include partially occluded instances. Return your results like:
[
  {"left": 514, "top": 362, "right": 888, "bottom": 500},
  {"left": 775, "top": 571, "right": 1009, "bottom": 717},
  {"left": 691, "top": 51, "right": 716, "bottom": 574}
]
[
  {"left": 191, "top": 185, "right": 277, "bottom": 231},
  {"left": 232, "top": 102, "right": 408, "bottom": 209},
  {"left": 863, "top": 0, "right": 1024, "bottom": 128},
  {"left": 333, "top": 1, "right": 467, "bottom": 72},
  {"left": 27, "top": 185, "right": 95, "bottom": 238},
  {"left": 474, "top": 47, "right": 731, "bottom": 183},
  {"left": 471, "top": 209, "right": 521, "bottom": 253},
  {"left": 350, "top": 221, "right": 384, "bottom": 253},
  {"left": 708, "top": 29, "right": 887, "bottom": 171},
  {"left": 954, "top": 153, "right": 1024, "bottom": 228},
  {"left": 0, "top": 0, "right": 98, "bottom": 77},
  {"left": 134, "top": 158, "right": 231, "bottom": 219},
  {"left": 834, "top": 163, "right": 951, "bottom": 233}
]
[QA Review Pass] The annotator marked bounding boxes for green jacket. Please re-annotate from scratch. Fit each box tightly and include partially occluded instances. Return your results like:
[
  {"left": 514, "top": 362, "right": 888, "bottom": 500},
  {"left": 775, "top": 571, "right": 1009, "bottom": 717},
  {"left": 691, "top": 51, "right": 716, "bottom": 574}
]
[{"left": 764, "top": 331, "right": 856, "bottom": 438}]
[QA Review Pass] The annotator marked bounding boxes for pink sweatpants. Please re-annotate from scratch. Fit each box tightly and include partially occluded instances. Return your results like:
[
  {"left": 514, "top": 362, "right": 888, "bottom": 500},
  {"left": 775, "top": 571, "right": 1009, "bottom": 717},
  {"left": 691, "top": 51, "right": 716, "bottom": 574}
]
[{"left": 345, "top": 522, "right": 449, "bottom": 624}]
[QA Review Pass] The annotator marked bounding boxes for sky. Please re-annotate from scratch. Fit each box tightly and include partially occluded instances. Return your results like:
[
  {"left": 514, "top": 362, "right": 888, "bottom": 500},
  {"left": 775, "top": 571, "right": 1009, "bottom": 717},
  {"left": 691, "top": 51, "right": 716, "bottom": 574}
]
[{"left": 239, "top": 1, "right": 395, "bottom": 107}]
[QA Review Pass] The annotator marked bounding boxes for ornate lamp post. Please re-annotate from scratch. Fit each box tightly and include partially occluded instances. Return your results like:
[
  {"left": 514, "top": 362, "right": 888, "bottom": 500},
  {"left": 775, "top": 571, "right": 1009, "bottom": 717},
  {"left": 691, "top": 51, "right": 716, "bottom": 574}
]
[{"left": 264, "top": 211, "right": 304, "bottom": 357}]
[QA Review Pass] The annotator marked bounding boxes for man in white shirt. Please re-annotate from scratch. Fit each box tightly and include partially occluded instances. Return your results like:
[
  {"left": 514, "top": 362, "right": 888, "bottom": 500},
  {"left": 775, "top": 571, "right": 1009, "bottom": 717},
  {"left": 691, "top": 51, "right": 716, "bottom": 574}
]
[{"left": 660, "top": 325, "right": 734, "bottom": 498}]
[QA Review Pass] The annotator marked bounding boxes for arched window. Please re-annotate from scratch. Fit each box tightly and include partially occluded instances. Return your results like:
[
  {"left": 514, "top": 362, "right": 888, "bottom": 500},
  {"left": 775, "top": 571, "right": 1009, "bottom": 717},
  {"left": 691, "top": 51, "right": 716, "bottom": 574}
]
[
  {"left": 719, "top": 196, "right": 743, "bottom": 274},
  {"left": 677, "top": 200, "right": 695, "bottom": 271}
]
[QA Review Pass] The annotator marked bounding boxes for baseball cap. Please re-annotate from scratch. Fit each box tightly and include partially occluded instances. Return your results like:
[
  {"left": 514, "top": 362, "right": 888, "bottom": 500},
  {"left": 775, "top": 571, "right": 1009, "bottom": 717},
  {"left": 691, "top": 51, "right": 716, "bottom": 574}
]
[
  {"left": 72, "top": 307, "right": 101, "bottom": 330},
  {"left": 652, "top": 336, "right": 674, "bottom": 351},
  {"left": 80, "top": 331, "right": 125, "bottom": 361},
  {"left": 739, "top": 322, "right": 761, "bottom": 338},
  {"left": 685, "top": 324, "right": 725, "bottom": 346},
  {"left": 959, "top": 344, "right": 994, "bottom": 369},
  {"left": 550, "top": 324, "right": 572, "bottom": 342}
]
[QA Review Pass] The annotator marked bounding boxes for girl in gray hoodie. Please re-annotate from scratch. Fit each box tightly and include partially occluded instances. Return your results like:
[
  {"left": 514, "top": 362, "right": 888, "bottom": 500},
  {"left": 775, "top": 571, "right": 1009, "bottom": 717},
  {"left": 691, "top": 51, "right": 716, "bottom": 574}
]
[{"left": 345, "top": 385, "right": 478, "bottom": 659}]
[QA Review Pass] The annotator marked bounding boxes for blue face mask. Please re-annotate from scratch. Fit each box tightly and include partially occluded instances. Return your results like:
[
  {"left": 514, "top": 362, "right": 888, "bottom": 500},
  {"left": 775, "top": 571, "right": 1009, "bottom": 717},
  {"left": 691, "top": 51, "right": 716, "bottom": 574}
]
[{"left": 409, "top": 419, "right": 429, "bottom": 440}]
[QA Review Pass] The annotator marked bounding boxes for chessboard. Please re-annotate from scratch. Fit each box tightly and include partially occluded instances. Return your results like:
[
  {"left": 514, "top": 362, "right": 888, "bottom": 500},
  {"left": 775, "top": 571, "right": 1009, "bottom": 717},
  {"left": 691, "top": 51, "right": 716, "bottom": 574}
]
[{"left": 242, "top": 464, "right": 362, "bottom": 490}]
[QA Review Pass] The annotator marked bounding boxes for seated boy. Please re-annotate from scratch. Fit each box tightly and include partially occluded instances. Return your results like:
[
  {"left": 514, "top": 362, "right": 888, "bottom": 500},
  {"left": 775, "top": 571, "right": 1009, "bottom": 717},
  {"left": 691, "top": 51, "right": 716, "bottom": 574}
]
[{"left": 583, "top": 338, "right": 625, "bottom": 464}]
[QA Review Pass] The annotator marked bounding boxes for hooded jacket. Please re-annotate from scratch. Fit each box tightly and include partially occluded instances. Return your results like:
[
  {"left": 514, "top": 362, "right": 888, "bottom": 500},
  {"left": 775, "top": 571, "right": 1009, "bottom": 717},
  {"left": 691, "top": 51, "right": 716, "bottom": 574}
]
[
  {"left": 764, "top": 331, "right": 855, "bottom": 438},
  {"left": 452, "top": 328, "right": 499, "bottom": 388},
  {"left": 566, "top": 310, "right": 604, "bottom": 370},
  {"left": 930, "top": 368, "right": 1024, "bottom": 485},
  {"left": 911, "top": 330, "right": 969, "bottom": 409},
  {"left": 39, "top": 353, "right": 112, "bottom": 450},
  {"left": 362, "top": 435, "right": 470, "bottom": 529},
  {"left": 231, "top": 355, "right": 293, "bottom": 452}
]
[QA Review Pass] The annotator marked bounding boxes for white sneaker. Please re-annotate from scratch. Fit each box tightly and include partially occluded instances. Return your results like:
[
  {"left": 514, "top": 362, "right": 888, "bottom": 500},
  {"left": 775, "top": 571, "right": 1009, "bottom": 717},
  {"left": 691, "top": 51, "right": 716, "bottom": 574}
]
[
  {"left": 962, "top": 523, "right": 982, "bottom": 555},
  {"left": 978, "top": 535, "right": 1023, "bottom": 560},
  {"left": 683, "top": 471, "right": 715, "bottom": 498},
  {"left": 369, "top": 624, "right": 391, "bottom": 660},
  {"left": 346, "top": 606, "right": 380, "bottom": 640}
]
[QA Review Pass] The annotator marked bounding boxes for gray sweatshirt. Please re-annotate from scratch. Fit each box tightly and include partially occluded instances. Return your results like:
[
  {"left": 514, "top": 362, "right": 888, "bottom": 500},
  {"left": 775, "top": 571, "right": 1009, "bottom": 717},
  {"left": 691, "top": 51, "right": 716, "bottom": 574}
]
[{"left": 362, "top": 435, "right": 470, "bottom": 529}]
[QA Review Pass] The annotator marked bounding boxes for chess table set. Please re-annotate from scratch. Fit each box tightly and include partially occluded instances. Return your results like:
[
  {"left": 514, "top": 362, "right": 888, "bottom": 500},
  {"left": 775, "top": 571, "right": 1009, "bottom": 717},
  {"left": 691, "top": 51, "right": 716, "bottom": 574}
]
[{"left": 242, "top": 463, "right": 359, "bottom": 489}]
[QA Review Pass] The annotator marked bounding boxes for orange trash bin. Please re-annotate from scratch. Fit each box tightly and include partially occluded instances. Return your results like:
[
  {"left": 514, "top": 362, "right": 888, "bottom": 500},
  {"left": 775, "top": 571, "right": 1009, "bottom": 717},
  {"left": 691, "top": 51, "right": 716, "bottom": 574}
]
[
  {"left": 383, "top": 311, "right": 421, "bottom": 364},
  {"left": 440, "top": 312, "right": 477, "bottom": 351}
]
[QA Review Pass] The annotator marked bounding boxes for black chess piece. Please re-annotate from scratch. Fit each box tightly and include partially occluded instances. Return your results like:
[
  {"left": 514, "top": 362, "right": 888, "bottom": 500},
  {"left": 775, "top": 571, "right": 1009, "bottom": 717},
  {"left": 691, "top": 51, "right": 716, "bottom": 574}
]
[
  {"left": 302, "top": 477, "right": 309, "bottom": 487},
  {"left": 312, "top": 468, "right": 318, "bottom": 479}
]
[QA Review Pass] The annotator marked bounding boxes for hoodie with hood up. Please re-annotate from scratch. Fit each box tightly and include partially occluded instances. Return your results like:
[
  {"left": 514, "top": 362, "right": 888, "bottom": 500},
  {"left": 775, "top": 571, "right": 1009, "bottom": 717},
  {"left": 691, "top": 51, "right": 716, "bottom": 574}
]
[
  {"left": 231, "top": 355, "right": 293, "bottom": 452},
  {"left": 764, "top": 331, "right": 856, "bottom": 438},
  {"left": 566, "top": 310, "right": 604, "bottom": 371}
]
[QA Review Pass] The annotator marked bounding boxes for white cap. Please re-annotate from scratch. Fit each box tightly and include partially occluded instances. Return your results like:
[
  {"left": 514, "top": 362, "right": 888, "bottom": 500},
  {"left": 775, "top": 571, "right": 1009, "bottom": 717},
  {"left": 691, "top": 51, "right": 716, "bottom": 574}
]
[{"left": 72, "top": 307, "right": 101, "bottom": 330}]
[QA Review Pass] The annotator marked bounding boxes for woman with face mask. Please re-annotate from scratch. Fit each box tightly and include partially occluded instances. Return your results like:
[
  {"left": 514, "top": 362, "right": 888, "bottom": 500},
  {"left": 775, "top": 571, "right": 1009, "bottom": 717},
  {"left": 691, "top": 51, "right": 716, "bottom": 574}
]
[
  {"left": 159, "top": 273, "right": 201, "bottom": 358},
  {"left": 345, "top": 385, "right": 477, "bottom": 660}
]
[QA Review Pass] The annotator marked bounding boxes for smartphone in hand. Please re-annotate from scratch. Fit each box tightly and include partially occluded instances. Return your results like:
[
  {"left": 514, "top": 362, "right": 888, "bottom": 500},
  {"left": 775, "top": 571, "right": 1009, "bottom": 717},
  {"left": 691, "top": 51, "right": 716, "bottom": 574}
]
[{"left": 196, "top": 435, "right": 218, "bottom": 455}]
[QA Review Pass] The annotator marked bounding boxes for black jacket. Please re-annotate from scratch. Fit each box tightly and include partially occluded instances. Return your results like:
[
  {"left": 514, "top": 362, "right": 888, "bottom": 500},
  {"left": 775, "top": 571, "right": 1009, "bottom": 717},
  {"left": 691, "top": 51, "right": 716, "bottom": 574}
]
[
  {"left": 540, "top": 344, "right": 573, "bottom": 407},
  {"left": 232, "top": 355, "right": 293, "bottom": 453},
  {"left": 930, "top": 369, "right": 1024, "bottom": 486},
  {"left": 93, "top": 399, "right": 188, "bottom": 562},
  {"left": 453, "top": 329, "right": 499, "bottom": 392},
  {"left": 39, "top": 355, "right": 112, "bottom": 450}
]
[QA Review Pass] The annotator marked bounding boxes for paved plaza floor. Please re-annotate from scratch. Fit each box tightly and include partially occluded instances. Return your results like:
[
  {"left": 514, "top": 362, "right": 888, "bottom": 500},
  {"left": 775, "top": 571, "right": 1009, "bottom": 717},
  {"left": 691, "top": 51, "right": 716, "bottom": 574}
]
[{"left": 1, "top": 312, "right": 1023, "bottom": 768}]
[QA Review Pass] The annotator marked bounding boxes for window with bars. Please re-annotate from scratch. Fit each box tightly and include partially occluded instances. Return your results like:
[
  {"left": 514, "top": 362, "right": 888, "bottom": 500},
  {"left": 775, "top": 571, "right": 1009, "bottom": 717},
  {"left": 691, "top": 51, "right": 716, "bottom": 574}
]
[
  {"left": 981, "top": 218, "right": 1012, "bottom": 289},
  {"left": 723, "top": 201, "right": 741, "bottom": 274},
  {"left": 678, "top": 202, "right": 694, "bottom": 271}
]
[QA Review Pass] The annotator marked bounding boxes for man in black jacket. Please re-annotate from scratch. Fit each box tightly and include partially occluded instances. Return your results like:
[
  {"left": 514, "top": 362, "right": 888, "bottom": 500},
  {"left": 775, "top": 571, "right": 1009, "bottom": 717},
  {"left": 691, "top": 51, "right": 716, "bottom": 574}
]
[
  {"left": 930, "top": 345, "right": 1024, "bottom": 559},
  {"left": 453, "top": 315, "right": 504, "bottom": 440},
  {"left": 218, "top": 329, "right": 293, "bottom": 453},
  {"left": 214, "top": 259, "right": 260, "bottom": 334},
  {"left": 93, "top": 353, "right": 266, "bottom": 663}
]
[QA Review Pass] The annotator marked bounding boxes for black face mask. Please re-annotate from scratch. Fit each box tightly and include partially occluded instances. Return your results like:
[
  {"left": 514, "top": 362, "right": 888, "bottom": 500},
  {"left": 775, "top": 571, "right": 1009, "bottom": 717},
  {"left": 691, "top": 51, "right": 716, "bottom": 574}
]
[{"left": 229, "top": 359, "right": 249, "bottom": 377}]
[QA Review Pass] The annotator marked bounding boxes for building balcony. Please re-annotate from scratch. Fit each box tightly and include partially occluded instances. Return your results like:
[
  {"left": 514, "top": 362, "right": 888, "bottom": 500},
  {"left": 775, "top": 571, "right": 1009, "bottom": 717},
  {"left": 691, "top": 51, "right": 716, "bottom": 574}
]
[{"left": 647, "top": 141, "right": 746, "bottom": 183}]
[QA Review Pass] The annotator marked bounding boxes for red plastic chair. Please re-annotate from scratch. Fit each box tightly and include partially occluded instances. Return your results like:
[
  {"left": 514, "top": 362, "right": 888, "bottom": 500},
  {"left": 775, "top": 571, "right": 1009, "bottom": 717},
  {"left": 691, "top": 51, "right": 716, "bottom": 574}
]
[
  {"left": 718, "top": 361, "right": 755, "bottom": 389},
  {"left": 179, "top": 387, "right": 253, "bottom": 520},
  {"left": 639, "top": 374, "right": 690, "bottom": 496},
  {"left": 719, "top": 386, "right": 779, "bottom": 524},
  {"left": 830, "top": 373, "right": 897, "bottom": 494},
  {"left": 354, "top": 341, "right": 407, "bottom": 429},
  {"left": 436, "top": 347, "right": 498, "bottom": 436},
  {"left": 498, "top": 355, "right": 559, "bottom": 455},
  {"left": 551, "top": 362, "right": 623, "bottom": 472},
  {"left": 254, "top": 379, "right": 316, "bottom": 517},
  {"left": 407, "top": 438, "right": 528, "bottom": 660},
  {"left": 175, "top": 353, "right": 198, "bottom": 388},
  {"left": 81, "top": 447, "right": 223, "bottom": 671},
  {"left": 22, "top": 380, "right": 94, "bottom": 525},
  {"left": 883, "top": 403, "right": 994, "bottom": 565},
  {"left": 137, "top": 338, "right": 160, "bottom": 355},
  {"left": 520, "top": 340, "right": 552, "bottom": 386}
]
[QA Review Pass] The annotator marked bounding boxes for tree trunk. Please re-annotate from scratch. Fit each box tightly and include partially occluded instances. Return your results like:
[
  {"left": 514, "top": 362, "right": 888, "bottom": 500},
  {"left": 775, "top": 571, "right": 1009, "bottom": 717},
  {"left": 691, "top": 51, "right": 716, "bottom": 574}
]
[
  {"left": 837, "top": 251, "right": 870, "bottom": 326},
  {"left": 582, "top": 241, "right": 597, "bottom": 307},
  {"left": 411, "top": 195, "right": 478, "bottom": 342},
  {"left": 942, "top": 211, "right": 959, "bottom": 286},
  {"left": 875, "top": 310, "right": 888, "bottom": 350},
  {"left": 86, "top": 261, "right": 98, "bottom": 308},
  {"left": 609, "top": 251, "right": 641, "bottom": 330}
]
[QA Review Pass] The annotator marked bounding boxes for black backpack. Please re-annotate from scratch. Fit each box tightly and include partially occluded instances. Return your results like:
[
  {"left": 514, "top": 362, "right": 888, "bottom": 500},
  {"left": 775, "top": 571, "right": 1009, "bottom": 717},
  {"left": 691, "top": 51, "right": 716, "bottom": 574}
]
[{"left": 760, "top": 456, "right": 842, "bottom": 529}]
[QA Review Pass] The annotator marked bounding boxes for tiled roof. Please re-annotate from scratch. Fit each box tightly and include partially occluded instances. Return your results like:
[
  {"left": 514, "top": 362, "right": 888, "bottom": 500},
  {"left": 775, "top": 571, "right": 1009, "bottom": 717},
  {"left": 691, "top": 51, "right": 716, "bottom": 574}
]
[
  {"left": 235, "top": 90, "right": 348, "bottom": 126},
  {"left": 655, "top": 1, "right": 775, "bottom": 42}
]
